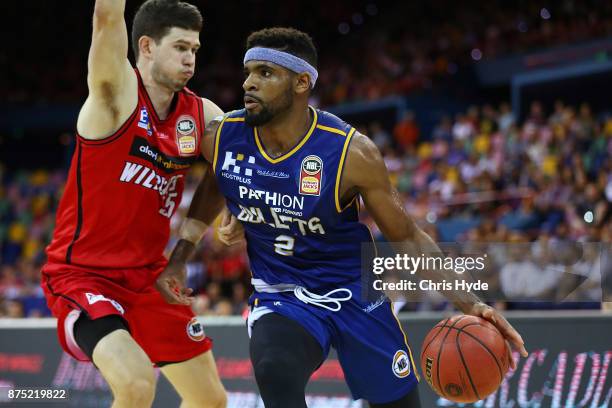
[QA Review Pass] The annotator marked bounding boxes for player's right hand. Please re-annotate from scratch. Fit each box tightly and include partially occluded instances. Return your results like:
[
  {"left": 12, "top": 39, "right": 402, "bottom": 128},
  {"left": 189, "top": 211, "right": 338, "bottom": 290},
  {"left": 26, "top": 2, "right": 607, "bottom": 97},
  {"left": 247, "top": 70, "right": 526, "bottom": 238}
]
[
  {"left": 155, "top": 262, "right": 194, "bottom": 305},
  {"left": 218, "top": 208, "right": 244, "bottom": 245}
]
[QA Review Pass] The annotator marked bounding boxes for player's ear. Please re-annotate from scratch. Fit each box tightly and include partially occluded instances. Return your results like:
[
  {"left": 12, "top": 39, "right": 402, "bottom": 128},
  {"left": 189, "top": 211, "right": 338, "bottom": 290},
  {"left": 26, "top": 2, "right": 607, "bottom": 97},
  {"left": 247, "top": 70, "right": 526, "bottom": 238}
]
[
  {"left": 294, "top": 72, "right": 311, "bottom": 95},
  {"left": 138, "top": 36, "right": 156, "bottom": 60}
]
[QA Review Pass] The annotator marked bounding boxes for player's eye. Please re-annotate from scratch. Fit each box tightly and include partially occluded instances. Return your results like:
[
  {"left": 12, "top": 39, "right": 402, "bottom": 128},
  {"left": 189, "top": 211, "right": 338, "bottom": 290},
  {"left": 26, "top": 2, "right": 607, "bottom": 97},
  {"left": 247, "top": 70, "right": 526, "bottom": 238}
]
[{"left": 262, "top": 69, "right": 272, "bottom": 78}]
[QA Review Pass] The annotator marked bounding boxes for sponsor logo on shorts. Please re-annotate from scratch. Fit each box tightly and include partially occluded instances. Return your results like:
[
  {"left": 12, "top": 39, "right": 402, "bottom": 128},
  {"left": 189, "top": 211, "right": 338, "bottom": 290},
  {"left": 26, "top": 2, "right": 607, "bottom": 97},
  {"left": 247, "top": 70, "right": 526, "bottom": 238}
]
[
  {"left": 299, "top": 155, "right": 323, "bottom": 196},
  {"left": 363, "top": 295, "right": 386, "bottom": 313},
  {"left": 85, "top": 293, "right": 124, "bottom": 314},
  {"left": 186, "top": 317, "right": 205, "bottom": 342},
  {"left": 392, "top": 350, "right": 411, "bottom": 378}
]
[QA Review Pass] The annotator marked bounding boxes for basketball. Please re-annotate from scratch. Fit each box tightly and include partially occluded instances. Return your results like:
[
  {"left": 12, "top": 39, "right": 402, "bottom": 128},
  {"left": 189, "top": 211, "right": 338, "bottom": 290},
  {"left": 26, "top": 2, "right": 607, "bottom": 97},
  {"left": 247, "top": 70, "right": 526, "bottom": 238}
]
[{"left": 420, "top": 315, "right": 510, "bottom": 403}]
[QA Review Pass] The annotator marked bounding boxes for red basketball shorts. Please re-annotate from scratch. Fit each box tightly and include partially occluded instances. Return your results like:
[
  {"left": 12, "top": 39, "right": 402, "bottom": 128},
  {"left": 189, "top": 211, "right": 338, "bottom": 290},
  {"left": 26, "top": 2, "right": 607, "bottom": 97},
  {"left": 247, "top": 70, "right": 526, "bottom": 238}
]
[{"left": 41, "top": 260, "right": 212, "bottom": 364}]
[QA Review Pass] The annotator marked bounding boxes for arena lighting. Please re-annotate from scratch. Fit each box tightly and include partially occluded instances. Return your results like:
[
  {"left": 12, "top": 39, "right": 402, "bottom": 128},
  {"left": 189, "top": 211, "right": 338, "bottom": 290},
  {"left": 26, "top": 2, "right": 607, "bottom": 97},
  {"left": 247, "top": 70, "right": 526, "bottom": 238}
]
[
  {"left": 352, "top": 13, "right": 364, "bottom": 25},
  {"left": 338, "top": 22, "right": 350, "bottom": 35},
  {"left": 366, "top": 4, "right": 378, "bottom": 16},
  {"left": 541, "top": 8, "right": 552, "bottom": 20}
]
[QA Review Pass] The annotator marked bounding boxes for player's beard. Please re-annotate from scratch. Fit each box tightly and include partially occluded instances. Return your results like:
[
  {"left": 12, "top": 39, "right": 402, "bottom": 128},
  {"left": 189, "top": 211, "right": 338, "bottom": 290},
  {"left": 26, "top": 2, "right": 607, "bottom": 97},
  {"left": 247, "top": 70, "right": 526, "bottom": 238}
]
[{"left": 245, "top": 86, "right": 293, "bottom": 127}]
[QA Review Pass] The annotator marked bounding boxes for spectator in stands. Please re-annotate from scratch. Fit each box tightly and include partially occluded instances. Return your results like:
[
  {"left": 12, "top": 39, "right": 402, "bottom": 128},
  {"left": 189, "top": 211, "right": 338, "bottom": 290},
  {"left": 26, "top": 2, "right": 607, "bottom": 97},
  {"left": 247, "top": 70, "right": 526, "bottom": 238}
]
[{"left": 393, "top": 111, "right": 420, "bottom": 151}]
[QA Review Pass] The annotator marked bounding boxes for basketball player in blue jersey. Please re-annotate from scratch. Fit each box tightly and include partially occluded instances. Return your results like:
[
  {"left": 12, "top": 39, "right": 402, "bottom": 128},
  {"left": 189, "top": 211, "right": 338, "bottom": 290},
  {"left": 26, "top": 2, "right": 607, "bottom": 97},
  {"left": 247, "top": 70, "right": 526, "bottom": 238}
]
[{"left": 157, "top": 27, "right": 528, "bottom": 407}]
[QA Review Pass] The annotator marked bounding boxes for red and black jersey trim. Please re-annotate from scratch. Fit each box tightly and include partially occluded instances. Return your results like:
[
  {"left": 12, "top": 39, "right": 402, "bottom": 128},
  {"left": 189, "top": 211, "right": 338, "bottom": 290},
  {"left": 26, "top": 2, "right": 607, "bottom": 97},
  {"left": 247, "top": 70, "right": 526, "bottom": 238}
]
[
  {"left": 65, "top": 142, "right": 83, "bottom": 264},
  {"left": 136, "top": 71, "right": 162, "bottom": 123},
  {"left": 77, "top": 106, "right": 138, "bottom": 146}
]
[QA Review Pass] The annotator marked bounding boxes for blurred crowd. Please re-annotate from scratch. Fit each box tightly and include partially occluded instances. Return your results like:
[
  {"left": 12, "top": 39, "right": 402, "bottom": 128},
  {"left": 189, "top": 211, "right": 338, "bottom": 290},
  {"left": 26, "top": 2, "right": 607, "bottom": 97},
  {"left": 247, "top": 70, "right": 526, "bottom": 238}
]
[
  {"left": 0, "top": 100, "right": 609, "bottom": 317},
  {"left": 362, "top": 100, "right": 611, "bottom": 311},
  {"left": 2, "top": 1, "right": 612, "bottom": 107},
  {"left": 363, "top": 100, "right": 611, "bottom": 242}
]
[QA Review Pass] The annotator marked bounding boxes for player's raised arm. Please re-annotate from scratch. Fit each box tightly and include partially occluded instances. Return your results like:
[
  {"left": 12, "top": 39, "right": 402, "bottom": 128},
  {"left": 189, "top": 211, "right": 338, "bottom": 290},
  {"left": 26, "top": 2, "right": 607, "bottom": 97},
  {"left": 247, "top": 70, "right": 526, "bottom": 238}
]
[
  {"left": 341, "top": 132, "right": 528, "bottom": 362},
  {"left": 77, "top": 0, "right": 137, "bottom": 139}
]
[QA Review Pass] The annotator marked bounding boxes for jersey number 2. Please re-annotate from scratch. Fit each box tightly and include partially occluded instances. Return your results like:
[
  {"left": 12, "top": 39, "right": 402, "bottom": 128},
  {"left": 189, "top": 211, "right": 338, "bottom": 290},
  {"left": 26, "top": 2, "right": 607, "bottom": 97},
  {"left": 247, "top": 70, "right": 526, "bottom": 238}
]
[{"left": 274, "top": 235, "right": 295, "bottom": 256}]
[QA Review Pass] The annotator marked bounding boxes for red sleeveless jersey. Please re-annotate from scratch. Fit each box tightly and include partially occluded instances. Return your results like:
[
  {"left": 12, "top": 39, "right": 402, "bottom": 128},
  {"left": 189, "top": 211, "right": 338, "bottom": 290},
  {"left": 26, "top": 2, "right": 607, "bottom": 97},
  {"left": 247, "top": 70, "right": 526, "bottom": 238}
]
[{"left": 46, "top": 70, "right": 205, "bottom": 269}]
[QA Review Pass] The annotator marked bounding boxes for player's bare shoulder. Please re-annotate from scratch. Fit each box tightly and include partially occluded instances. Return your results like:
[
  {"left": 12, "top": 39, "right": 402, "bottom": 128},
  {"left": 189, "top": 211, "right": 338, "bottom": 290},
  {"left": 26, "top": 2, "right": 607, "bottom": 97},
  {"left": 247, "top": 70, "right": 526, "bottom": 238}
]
[
  {"left": 199, "top": 98, "right": 224, "bottom": 162},
  {"left": 342, "top": 130, "right": 387, "bottom": 190}
]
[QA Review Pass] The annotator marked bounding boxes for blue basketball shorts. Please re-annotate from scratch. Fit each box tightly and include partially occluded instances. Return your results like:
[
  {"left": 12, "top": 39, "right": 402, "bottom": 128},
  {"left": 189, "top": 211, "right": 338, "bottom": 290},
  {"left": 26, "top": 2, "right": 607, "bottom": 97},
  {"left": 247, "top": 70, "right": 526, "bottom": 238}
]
[{"left": 248, "top": 283, "right": 420, "bottom": 403}]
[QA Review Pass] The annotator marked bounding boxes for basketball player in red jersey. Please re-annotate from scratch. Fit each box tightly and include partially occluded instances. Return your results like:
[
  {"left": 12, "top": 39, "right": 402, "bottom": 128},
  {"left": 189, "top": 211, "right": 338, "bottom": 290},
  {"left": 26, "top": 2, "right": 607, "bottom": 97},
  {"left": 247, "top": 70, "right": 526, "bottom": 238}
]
[{"left": 41, "top": 1, "right": 227, "bottom": 406}]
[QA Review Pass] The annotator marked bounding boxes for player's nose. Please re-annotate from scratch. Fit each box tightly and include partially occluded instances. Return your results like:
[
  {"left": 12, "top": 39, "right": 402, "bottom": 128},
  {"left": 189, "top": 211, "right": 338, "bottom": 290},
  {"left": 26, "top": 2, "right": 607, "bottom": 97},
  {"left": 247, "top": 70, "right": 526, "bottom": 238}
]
[
  {"left": 243, "top": 74, "right": 257, "bottom": 92},
  {"left": 183, "top": 56, "right": 195, "bottom": 68}
]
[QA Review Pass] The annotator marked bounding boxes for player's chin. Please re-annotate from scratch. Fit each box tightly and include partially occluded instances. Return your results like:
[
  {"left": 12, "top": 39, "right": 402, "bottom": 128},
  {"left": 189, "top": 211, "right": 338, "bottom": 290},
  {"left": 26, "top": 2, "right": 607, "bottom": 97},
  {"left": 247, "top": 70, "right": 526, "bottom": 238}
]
[{"left": 173, "top": 78, "right": 190, "bottom": 91}]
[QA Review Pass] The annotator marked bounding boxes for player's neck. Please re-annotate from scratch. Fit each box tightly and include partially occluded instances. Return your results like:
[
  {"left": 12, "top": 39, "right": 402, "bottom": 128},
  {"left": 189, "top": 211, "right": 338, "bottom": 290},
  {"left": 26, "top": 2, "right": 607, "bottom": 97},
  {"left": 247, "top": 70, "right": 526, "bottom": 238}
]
[
  {"left": 258, "top": 105, "right": 312, "bottom": 156},
  {"left": 137, "top": 64, "right": 175, "bottom": 120}
]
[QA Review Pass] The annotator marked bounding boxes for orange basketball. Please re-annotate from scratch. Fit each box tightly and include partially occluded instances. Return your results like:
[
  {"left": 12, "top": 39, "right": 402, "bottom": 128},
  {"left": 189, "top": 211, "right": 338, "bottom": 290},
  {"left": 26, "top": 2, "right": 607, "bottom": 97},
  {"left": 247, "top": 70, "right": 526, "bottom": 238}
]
[{"left": 420, "top": 315, "right": 510, "bottom": 403}]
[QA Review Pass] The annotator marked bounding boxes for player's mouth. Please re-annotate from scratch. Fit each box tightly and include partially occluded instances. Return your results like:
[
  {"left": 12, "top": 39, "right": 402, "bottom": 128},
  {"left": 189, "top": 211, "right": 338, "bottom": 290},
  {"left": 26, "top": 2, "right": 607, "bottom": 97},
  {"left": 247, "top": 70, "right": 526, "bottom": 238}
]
[
  {"left": 181, "top": 70, "right": 194, "bottom": 79},
  {"left": 244, "top": 95, "right": 261, "bottom": 110}
]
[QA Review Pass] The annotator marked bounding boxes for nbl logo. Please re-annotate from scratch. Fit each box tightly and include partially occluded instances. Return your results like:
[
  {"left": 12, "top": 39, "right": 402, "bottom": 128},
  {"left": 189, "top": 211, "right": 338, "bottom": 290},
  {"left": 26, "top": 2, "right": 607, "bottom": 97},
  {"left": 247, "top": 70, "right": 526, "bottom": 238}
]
[
  {"left": 299, "top": 155, "right": 323, "bottom": 196},
  {"left": 221, "top": 151, "right": 256, "bottom": 176},
  {"left": 303, "top": 158, "right": 321, "bottom": 174},
  {"left": 392, "top": 350, "right": 411, "bottom": 378},
  {"left": 186, "top": 317, "right": 205, "bottom": 342}
]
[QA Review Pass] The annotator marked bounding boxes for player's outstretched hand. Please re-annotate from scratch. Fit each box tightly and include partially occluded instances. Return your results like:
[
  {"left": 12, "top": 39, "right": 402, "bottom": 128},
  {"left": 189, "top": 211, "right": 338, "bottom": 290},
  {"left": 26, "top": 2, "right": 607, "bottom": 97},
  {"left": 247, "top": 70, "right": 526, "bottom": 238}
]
[
  {"left": 218, "top": 208, "right": 244, "bottom": 246},
  {"left": 465, "top": 302, "right": 528, "bottom": 370},
  {"left": 155, "top": 262, "right": 193, "bottom": 305}
]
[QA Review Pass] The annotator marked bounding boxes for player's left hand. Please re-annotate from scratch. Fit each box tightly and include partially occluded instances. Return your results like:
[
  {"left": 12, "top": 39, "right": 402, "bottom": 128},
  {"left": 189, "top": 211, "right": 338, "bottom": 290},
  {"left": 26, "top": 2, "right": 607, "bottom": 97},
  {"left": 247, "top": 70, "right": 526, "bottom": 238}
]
[
  {"left": 156, "top": 262, "right": 193, "bottom": 305},
  {"left": 217, "top": 208, "right": 244, "bottom": 245},
  {"left": 464, "top": 302, "right": 528, "bottom": 369}
]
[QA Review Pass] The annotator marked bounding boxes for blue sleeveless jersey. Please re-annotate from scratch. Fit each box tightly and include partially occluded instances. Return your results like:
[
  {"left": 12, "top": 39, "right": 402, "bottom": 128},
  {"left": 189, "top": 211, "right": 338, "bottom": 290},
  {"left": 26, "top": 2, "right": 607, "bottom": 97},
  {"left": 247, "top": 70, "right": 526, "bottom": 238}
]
[{"left": 213, "top": 107, "right": 372, "bottom": 290}]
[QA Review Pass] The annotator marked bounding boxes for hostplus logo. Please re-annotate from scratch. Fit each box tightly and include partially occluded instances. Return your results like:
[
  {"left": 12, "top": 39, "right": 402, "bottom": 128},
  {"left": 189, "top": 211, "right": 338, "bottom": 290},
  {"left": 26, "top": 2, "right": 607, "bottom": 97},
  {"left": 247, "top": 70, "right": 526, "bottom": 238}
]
[{"left": 221, "top": 151, "right": 256, "bottom": 184}]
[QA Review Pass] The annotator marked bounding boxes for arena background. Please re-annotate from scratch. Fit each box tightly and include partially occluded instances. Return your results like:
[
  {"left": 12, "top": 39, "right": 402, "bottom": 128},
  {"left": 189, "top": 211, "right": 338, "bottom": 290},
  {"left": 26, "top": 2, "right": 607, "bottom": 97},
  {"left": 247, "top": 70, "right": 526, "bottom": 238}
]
[{"left": 0, "top": 1, "right": 611, "bottom": 406}]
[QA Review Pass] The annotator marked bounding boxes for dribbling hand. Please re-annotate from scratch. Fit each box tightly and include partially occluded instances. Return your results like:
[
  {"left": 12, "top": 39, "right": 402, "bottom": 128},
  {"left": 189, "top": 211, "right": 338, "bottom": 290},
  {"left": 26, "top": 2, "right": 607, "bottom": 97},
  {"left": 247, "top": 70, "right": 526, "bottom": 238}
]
[{"left": 464, "top": 302, "right": 528, "bottom": 370}]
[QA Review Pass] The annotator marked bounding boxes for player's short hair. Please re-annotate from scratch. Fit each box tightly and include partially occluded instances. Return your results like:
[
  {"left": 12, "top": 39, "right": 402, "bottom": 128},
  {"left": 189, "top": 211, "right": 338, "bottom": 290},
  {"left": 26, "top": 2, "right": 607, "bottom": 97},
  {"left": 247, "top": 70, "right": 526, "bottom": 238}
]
[
  {"left": 131, "top": 0, "right": 203, "bottom": 60},
  {"left": 246, "top": 27, "right": 318, "bottom": 68}
]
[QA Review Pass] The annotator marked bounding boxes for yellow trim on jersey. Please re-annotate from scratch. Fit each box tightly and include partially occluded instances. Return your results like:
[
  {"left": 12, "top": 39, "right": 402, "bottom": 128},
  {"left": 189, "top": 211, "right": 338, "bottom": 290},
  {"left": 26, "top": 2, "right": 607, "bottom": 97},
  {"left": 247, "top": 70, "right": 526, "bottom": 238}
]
[
  {"left": 254, "top": 107, "right": 318, "bottom": 164},
  {"left": 334, "top": 127, "right": 356, "bottom": 212},
  {"left": 225, "top": 117, "right": 245, "bottom": 122},
  {"left": 212, "top": 117, "right": 228, "bottom": 172},
  {"left": 389, "top": 302, "right": 420, "bottom": 381},
  {"left": 316, "top": 124, "right": 347, "bottom": 136}
]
